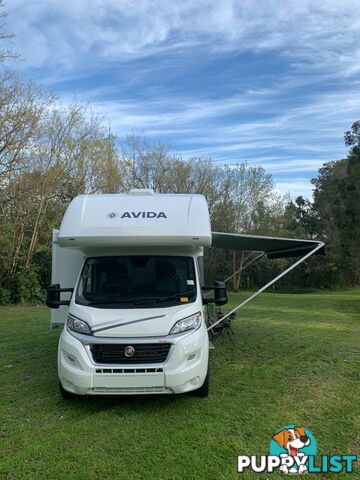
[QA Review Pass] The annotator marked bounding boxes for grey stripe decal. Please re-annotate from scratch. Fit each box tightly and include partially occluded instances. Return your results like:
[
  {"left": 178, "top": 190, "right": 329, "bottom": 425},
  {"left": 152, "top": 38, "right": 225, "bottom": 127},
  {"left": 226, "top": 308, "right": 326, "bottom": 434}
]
[{"left": 92, "top": 315, "right": 166, "bottom": 333}]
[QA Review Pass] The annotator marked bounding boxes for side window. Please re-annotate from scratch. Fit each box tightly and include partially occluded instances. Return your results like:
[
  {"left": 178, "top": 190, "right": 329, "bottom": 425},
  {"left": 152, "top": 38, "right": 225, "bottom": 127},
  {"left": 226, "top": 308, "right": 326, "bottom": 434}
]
[
  {"left": 197, "top": 256, "right": 205, "bottom": 287},
  {"left": 81, "top": 260, "right": 94, "bottom": 295}
]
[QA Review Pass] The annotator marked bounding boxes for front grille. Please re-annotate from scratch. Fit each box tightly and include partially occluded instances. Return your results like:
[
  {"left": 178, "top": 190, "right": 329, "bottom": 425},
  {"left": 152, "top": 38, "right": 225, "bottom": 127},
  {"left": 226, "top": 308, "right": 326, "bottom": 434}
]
[
  {"left": 95, "top": 367, "right": 163, "bottom": 374},
  {"left": 90, "top": 343, "right": 172, "bottom": 364}
]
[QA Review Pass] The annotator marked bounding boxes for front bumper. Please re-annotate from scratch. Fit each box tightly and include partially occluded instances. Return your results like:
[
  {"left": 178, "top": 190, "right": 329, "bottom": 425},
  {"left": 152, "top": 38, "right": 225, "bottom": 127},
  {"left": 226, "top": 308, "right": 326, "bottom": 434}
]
[{"left": 58, "top": 325, "right": 209, "bottom": 395}]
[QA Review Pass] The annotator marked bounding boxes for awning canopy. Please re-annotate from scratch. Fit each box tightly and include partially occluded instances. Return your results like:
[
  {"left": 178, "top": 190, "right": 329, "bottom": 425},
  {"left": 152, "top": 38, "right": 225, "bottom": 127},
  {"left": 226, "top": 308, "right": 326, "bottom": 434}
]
[{"left": 211, "top": 232, "right": 325, "bottom": 259}]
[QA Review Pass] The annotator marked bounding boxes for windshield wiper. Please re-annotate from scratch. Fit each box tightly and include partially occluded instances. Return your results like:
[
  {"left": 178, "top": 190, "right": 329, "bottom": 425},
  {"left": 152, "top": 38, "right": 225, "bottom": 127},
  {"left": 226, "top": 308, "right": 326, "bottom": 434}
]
[
  {"left": 85, "top": 298, "right": 140, "bottom": 306},
  {"left": 81, "top": 291, "right": 196, "bottom": 306},
  {"left": 144, "top": 290, "right": 196, "bottom": 304},
  {"left": 83, "top": 297, "right": 165, "bottom": 306}
]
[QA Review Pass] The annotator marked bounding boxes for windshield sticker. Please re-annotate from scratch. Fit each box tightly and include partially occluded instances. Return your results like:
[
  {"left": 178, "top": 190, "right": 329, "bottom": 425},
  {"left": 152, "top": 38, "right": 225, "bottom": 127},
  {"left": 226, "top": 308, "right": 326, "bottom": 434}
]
[
  {"left": 187, "top": 280, "right": 195, "bottom": 285},
  {"left": 180, "top": 297, "right": 189, "bottom": 302}
]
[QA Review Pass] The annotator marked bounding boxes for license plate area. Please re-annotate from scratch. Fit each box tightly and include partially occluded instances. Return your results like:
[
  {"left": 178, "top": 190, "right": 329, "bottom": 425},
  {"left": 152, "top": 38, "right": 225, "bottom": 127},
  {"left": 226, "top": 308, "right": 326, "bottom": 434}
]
[{"left": 93, "top": 372, "right": 165, "bottom": 388}]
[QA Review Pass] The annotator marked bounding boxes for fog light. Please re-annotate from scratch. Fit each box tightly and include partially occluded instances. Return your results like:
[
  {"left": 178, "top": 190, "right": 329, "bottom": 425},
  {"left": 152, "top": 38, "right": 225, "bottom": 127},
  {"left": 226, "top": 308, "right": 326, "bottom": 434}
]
[
  {"left": 62, "top": 378, "right": 75, "bottom": 389},
  {"left": 63, "top": 351, "right": 81, "bottom": 369},
  {"left": 190, "top": 376, "right": 200, "bottom": 385},
  {"left": 187, "top": 353, "right": 197, "bottom": 361}
]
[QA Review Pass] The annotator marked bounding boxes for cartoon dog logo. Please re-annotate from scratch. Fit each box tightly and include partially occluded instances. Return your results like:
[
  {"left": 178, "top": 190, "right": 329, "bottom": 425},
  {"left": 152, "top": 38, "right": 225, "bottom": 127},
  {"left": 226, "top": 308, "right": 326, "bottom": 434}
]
[{"left": 272, "top": 426, "right": 311, "bottom": 474}]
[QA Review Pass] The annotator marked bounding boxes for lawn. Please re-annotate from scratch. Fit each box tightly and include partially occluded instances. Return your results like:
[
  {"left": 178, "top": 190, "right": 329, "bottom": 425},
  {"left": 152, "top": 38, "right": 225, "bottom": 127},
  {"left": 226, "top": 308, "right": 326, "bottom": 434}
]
[{"left": 0, "top": 290, "right": 359, "bottom": 479}]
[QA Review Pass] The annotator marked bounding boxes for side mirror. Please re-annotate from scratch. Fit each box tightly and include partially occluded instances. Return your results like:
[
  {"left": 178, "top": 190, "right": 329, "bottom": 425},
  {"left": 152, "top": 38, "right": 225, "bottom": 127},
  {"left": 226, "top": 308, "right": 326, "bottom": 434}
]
[
  {"left": 202, "top": 281, "right": 228, "bottom": 306},
  {"left": 46, "top": 283, "right": 61, "bottom": 309},
  {"left": 214, "top": 281, "right": 228, "bottom": 306},
  {"left": 46, "top": 283, "right": 73, "bottom": 309}
]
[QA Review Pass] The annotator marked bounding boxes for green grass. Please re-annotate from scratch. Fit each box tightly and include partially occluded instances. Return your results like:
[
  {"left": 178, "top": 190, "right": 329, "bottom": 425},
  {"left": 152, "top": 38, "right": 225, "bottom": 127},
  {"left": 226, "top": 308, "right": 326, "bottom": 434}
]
[{"left": 0, "top": 290, "right": 359, "bottom": 479}]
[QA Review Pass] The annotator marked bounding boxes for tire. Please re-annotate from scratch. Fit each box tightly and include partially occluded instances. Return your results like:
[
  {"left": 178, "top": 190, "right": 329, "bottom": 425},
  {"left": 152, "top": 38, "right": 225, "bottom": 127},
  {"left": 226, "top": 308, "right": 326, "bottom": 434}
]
[
  {"left": 59, "top": 381, "right": 77, "bottom": 400},
  {"left": 192, "top": 368, "right": 210, "bottom": 397}
]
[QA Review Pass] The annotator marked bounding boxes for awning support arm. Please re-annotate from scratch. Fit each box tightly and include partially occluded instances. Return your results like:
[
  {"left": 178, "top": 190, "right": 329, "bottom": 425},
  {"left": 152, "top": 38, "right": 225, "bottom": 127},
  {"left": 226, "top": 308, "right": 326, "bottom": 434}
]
[
  {"left": 205, "top": 252, "right": 264, "bottom": 298},
  {"left": 207, "top": 241, "right": 324, "bottom": 332},
  {"left": 222, "top": 252, "right": 265, "bottom": 285}
]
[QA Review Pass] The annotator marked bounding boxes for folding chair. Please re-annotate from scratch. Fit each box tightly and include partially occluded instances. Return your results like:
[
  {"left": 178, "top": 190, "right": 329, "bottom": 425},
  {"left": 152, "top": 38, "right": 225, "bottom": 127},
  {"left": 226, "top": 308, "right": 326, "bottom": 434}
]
[{"left": 206, "top": 303, "right": 236, "bottom": 340}]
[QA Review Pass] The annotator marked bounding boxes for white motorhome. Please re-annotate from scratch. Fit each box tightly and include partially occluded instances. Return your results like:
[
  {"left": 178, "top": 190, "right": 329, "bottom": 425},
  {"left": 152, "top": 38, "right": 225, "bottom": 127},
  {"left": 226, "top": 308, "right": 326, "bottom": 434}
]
[
  {"left": 48, "top": 189, "right": 226, "bottom": 397},
  {"left": 47, "top": 189, "right": 324, "bottom": 397}
]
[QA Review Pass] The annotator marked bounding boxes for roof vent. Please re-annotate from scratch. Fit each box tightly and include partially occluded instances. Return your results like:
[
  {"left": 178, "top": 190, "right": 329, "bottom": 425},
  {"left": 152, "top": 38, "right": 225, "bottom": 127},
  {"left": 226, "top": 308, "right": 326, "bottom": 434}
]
[{"left": 128, "top": 188, "right": 155, "bottom": 196}]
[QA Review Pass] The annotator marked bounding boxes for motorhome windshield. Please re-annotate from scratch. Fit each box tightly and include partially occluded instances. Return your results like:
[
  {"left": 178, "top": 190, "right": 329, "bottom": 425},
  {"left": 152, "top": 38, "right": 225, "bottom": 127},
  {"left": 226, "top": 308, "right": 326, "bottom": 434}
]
[{"left": 75, "top": 256, "right": 197, "bottom": 308}]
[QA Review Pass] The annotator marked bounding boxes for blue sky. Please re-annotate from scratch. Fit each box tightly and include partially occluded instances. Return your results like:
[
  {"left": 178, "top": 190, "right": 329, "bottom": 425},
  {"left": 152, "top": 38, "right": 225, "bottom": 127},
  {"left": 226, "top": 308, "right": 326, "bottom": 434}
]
[{"left": 7, "top": 0, "right": 360, "bottom": 198}]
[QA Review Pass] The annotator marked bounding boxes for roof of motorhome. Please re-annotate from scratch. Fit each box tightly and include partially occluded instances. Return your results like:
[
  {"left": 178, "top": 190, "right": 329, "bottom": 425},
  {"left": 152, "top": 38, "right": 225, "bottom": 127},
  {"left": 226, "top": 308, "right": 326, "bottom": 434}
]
[{"left": 57, "top": 192, "right": 212, "bottom": 248}]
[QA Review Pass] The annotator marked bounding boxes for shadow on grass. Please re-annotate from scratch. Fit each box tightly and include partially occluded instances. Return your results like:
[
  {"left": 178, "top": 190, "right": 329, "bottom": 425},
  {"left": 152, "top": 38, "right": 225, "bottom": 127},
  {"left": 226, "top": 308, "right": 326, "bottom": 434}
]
[{"left": 56, "top": 387, "right": 194, "bottom": 411}]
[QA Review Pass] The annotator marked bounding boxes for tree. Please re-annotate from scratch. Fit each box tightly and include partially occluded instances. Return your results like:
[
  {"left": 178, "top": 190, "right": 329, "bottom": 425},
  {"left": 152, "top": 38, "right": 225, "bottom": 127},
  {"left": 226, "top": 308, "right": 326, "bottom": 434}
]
[
  {"left": 218, "top": 164, "right": 280, "bottom": 290},
  {"left": 0, "top": 74, "right": 54, "bottom": 183},
  {"left": 0, "top": 0, "right": 18, "bottom": 63},
  {"left": 120, "top": 135, "right": 174, "bottom": 192},
  {"left": 344, "top": 120, "right": 360, "bottom": 149},
  {"left": 282, "top": 196, "right": 320, "bottom": 239},
  {"left": 311, "top": 121, "right": 360, "bottom": 284}
]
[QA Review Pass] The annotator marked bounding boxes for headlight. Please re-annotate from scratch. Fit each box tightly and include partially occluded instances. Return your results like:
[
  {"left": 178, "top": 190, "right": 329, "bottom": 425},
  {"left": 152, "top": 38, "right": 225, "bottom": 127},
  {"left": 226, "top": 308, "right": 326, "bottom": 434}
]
[
  {"left": 169, "top": 312, "right": 202, "bottom": 335},
  {"left": 66, "top": 314, "right": 92, "bottom": 335}
]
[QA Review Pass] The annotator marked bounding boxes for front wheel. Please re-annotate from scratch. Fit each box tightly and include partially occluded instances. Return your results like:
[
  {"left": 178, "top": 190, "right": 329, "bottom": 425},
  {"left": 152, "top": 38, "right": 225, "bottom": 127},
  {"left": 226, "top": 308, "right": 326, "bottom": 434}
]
[{"left": 192, "top": 369, "right": 210, "bottom": 397}]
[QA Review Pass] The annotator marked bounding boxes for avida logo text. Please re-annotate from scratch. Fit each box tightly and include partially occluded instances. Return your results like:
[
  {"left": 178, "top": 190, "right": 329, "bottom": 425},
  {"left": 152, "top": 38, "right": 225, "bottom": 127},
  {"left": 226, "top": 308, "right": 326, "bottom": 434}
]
[{"left": 121, "top": 211, "right": 167, "bottom": 218}]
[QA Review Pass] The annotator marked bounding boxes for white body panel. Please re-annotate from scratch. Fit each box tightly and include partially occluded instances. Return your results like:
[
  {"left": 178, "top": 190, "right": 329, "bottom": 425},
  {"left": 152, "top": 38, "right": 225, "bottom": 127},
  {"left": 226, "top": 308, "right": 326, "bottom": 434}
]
[
  {"left": 51, "top": 230, "right": 84, "bottom": 327},
  {"left": 57, "top": 192, "right": 211, "bottom": 248}
]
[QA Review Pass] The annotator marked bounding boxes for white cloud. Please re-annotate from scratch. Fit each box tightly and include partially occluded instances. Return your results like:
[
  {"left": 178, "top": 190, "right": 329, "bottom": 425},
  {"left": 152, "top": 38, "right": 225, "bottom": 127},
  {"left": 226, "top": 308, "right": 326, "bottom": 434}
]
[
  {"left": 7, "top": 0, "right": 360, "bottom": 77},
  {"left": 275, "top": 180, "right": 314, "bottom": 199},
  {"left": 53, "top": 83, "right": 354, "bottom": 186},
  {"left": 5, "top": 0, "right": 359, "bottom": 200}
]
